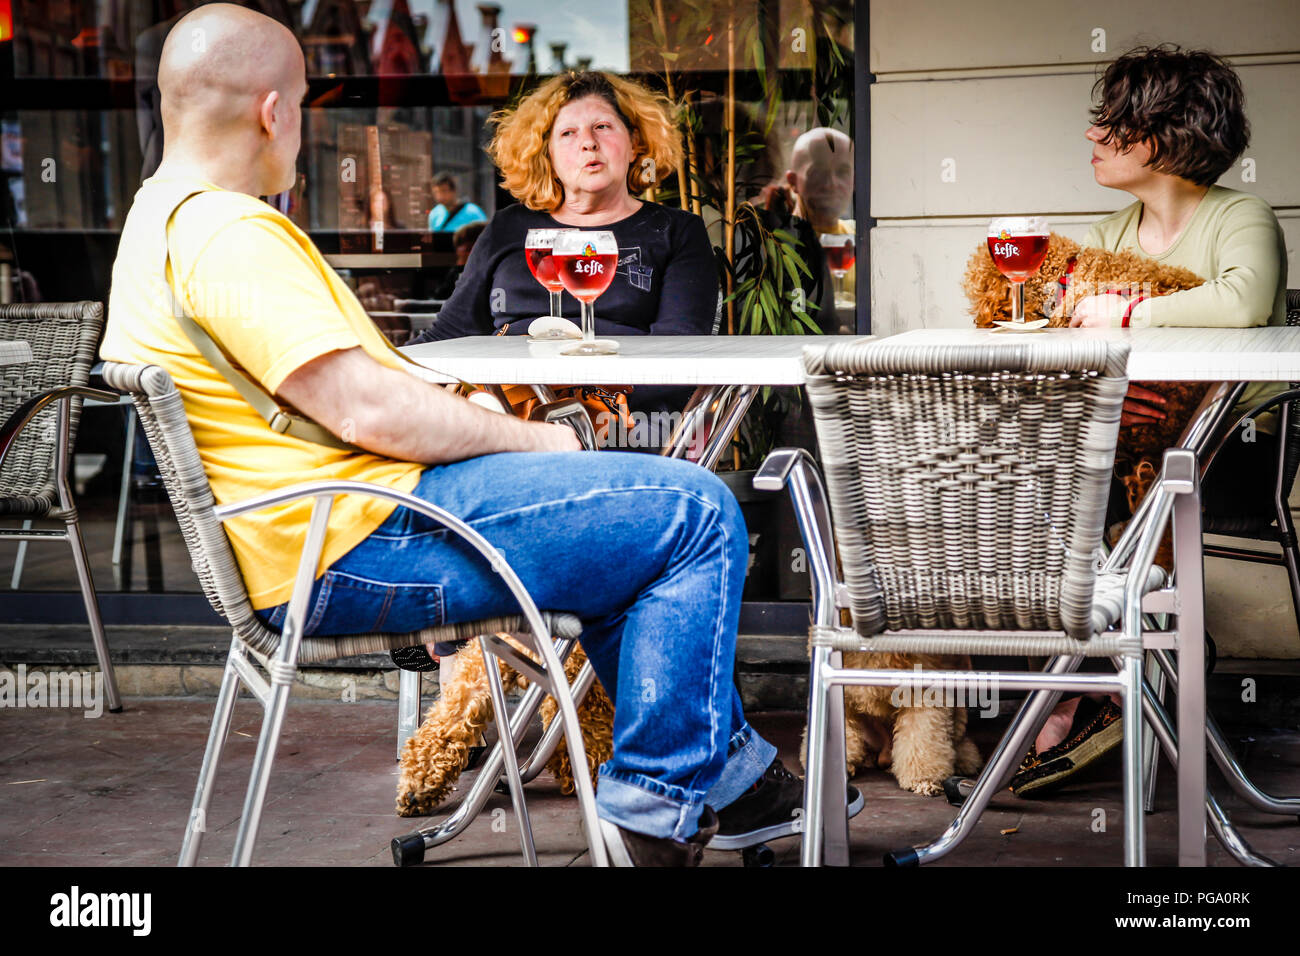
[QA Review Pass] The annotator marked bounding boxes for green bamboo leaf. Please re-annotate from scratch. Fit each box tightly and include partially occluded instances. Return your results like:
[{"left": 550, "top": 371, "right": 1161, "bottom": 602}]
[
  {"left": 789, "top": 254, "right": 814, "bottom": 279},
  {"left": 780, "top": 252, "right": 801, "bottom": 289},
  {"left": 794, "top": 308, "right": 821, "bottom": 334}
]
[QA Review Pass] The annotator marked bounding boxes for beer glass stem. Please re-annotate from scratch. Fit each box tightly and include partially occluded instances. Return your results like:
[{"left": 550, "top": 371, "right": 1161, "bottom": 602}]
[
  {"left": 1011, "top": 280, "right": 1025, "bottom": 324},
  {"left": 581, "top": 300, "right": 595, "bottom": 341},
  {"left": 550, "top": 290, "right": 562, "bottom": 319}
]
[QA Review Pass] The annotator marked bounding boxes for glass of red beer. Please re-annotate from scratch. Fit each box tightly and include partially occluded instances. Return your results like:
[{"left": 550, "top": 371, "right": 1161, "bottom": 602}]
[
  {"left": 819, "top": 233, "right": 856, "bottom": 308},
  {"left": 987, "top": 216, "right": 1050, "bottom": 327},
  {"left": 525, "top": 228, "right": 573, "bottom": 327},
  {"left": 553, "top": 230, "right": 620, "bottom": 356}
]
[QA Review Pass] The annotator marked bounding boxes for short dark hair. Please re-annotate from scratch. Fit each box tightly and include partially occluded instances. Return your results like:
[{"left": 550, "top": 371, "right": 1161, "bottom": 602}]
[
  {"left": 433, "top": 172, "right": 457, "bottom": 190},
  {"left": 1090, "top": 45, "right": 1249, "bottom": 187}
]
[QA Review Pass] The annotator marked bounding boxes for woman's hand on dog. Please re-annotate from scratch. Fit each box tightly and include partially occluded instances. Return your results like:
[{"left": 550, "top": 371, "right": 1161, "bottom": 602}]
[
  {"left": 1122, "top": 383, "right": 1167, "bottom": 426},
  {"left": 1069, "top": 292, "right": 1133, "bottom": 328}
]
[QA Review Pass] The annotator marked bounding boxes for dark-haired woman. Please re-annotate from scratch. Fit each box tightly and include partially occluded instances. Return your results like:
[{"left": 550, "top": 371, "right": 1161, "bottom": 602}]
[{"left": 1014, "top": 46, "right": 1287, "bottom": 797}]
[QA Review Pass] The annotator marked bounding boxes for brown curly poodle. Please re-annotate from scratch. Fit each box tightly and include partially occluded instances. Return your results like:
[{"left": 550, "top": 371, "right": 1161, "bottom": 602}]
[
  {"left": 803, "top": 650, "right": 984, "bottom": 796},
  {"left": 963, "top": 231, "right": 1216, "bottom": 558},
  {"left": 395, "top": 638, "right": 614, "bottom": 817}
]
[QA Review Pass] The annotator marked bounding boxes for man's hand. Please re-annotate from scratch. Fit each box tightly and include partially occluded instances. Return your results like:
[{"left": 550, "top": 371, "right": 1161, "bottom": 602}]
[
  {"left": 1122, "top": 383, "right": 1167, "bottom": 426},
  {"left": 276, "top": 347, "right": 582, "bottom": 463},
  {"left": 1069, "top": 292, "right": 1132, "bottom": 328}
]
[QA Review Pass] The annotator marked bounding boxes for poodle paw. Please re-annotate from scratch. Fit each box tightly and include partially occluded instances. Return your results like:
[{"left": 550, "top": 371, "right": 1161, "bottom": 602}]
[{"left": 898, "top": 775, "right": 945, "bottom": 797}]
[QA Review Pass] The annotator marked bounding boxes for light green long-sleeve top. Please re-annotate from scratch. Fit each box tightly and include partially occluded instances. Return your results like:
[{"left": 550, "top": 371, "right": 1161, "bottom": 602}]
[{"left": 1084, "top": 185, "right": 1289, "bottom": 433}]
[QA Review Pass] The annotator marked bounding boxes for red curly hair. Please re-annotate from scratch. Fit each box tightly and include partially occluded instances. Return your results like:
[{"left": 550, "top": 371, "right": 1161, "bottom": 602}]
[{"left": 487, "top": 71, "right": 683, "bottom": 212}]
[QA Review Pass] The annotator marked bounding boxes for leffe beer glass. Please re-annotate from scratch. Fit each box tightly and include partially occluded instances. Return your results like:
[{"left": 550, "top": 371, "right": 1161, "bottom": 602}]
[
  {"left": 553, "top": 230, "right": 620, "bottom": 356},
  {"left": 987, "top": 216, "right": 1050, "bottom": 328},
  {"left": 819, "top": 233, "right": 856, "bottom": 307},
  {"left": 525, "top": 228, "right": 574, "bottom": 329}
]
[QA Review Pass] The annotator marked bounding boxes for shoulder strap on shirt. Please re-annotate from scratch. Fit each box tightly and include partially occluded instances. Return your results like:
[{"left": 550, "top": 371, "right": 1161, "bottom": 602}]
[{"left": 161, "top": 188, "right": 359, "bottom": 452}]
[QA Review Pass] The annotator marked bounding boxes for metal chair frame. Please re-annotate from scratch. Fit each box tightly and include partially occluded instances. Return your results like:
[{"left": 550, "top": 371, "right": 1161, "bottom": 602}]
[
  {"left": 102, "top": 361, "right": 607, "bottom": 867},
  {"left": 0, "top": 302, "right": 122, "bottom": 712},
  {"left": 763, "top": 339, "right": 1208, "bottom": 866}
]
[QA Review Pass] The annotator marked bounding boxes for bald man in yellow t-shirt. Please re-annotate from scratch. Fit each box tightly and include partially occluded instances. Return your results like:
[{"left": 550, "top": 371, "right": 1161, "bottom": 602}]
[{"left": 102, "top": 3, "right": 817, "bottom": 863}]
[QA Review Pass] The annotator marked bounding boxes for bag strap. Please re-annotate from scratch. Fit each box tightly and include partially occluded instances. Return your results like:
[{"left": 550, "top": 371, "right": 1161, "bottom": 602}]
[{"left": 162, "top": 189, "right": 359, "bottom": 452}]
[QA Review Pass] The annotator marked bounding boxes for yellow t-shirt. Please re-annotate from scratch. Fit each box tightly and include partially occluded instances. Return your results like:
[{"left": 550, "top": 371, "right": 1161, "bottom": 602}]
[{"left": 102, "top": 176, "right": 423, "bottom": 609}]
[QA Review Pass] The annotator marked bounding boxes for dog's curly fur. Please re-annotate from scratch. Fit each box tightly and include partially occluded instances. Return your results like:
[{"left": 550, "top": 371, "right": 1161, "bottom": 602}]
[
  {"left": 803, "top": 650, "right": 984, "bottom": 796},
  {"left": 538, "top": 651, "right": 615, "bottom": 795},
  {"left": 964, "top": 231, "right": 1215, "bottom": 562},
  {"left": 395, "top": 639, "right": 614, "bottom": 817}
]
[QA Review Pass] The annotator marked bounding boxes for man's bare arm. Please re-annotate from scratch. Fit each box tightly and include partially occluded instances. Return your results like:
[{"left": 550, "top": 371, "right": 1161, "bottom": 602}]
[{"left": 276, "top": 347, "right": 579, "bottom": 462}]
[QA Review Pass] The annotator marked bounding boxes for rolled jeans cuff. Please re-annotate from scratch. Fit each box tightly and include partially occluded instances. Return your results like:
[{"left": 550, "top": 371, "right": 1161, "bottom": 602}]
[
  {"left": 596, "top": 769, "right": 707, "bottom": 842},
  {"left": 595, "top": 726, "right": 777, "bottom": 842}
]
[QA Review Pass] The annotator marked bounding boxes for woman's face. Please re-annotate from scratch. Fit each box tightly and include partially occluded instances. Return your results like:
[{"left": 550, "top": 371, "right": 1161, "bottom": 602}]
[
  {"left": 548, "top": 95, "right": 638, "bottom": 204},
  {"left": 1086, "top": 124, "right": 1157, "bottom": 191}
]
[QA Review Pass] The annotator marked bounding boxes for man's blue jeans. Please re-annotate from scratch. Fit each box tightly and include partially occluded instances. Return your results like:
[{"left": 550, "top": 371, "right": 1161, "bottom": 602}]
[{"left": 255, "top": 451, "right": 776, "bottom": 841}]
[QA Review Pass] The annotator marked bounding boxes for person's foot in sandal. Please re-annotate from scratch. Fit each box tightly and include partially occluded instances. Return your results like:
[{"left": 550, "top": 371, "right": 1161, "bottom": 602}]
[{"left": 1011, "top": 696, "right": 1123, "bottom": 797}]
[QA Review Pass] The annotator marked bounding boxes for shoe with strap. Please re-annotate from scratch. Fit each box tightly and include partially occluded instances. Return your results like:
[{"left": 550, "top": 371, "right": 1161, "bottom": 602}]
[{"left": 1011, "top": 696, "right": 1123, "bottom": 797}]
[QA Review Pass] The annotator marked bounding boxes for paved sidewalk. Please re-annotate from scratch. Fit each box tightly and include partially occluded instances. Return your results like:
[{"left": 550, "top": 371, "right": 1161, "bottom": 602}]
[{"left": 1, "top": 698, "right": 1297, "bottom": 866}]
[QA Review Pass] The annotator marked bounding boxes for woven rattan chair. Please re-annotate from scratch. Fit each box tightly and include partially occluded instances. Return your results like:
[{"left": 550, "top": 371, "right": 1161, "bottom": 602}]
[
  {"left": 100, "top": 360, "right": 609, "bottom": 867},
  {"left": 0, "top": 302, "right": 122, "bottom": 712},
  {"left": 758, "top": 338, "right": 1209, "bottom": 866}
]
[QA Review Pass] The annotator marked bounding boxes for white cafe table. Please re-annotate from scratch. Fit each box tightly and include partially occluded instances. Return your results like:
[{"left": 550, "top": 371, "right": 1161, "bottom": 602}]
[
  {"left": 881, "top": 325, "right": 1300, "bottom": 382},
  {"left": 401, "top": 334, "right": 867, "bottom": 468}
]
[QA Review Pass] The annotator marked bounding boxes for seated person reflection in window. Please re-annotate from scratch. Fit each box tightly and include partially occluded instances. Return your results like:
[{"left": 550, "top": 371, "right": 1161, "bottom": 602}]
[{"left": 741, "top": 127, "right": 856, "bottom": 334}]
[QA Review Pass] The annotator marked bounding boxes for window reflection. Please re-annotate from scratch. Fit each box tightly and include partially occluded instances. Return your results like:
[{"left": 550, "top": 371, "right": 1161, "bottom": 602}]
[{"left": 0, "top": 0, "right": 855, "bottom": 593}]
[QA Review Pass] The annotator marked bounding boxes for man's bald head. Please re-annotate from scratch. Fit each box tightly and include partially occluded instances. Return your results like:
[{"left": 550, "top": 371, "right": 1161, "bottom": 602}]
[
  {"left": 157, "top": 4, "right": 305, "bottom": 194},
  {"left": 787, "top": 127, "right": 854, "bottom": 230},
  {"left": 790, "top": 127, "right": 853, "bottom": 171}
]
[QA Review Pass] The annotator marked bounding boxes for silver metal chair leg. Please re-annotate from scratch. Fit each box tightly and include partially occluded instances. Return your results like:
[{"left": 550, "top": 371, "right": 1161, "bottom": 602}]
[
  {"left": 517, "top": 658, "right": 595, "bottom": 784},
  {"left": 885, "top": 656, "right": 1081, "bottom": 867},
  {"left": 1142, "top": 653, "right": 1165, "bottom": 813},
  {"left": 481, "top": 636, "right": 538, "bottom": 866},
  {"left": 403, "top": 678, "right": 552, "bottom": 856},
  {"left": 231, "top": 496, "right": 332, "bottom": 867},
  {"left": 53, "top": 398, "right": 121, "bottom": 712},
  {"left": 392, "top": 643, "right": 591, "bottom": 864},
  {"left": 801, "top": 643, "right": 833, "bottom": 867},
  {"left": 231, "top": 667, "right": 294, "bottom": 867},
  {"left": 821, "top": 650, "right": 851, "bottom": 866},
  {"left": 1121, "top": 653, "right": 1147, "bottom": 866},
  {"left": 397, "top": 668, "right": 422, "bottom": 759},
  {"left": 1172, "top": 468, "right": 1208, "bottom": 866},
  {"left": 66, "top": 515, "right": 122, "bottom": 712},
  {"left": 179, "top": 638, "right": 243, "bottom": 866}
]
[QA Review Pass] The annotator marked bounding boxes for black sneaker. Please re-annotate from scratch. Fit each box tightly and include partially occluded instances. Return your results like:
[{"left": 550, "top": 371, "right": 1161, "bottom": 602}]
[
  {"left": 599, "top": 806, "right": 720, "bottom": 867},
  {"left": 708, "top": 758, "right": 864, "bottom": 850}
]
